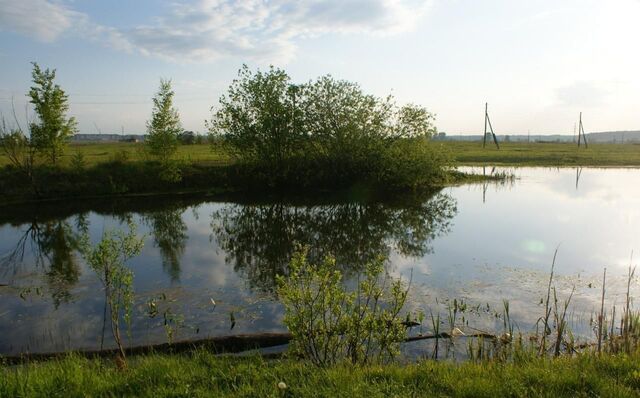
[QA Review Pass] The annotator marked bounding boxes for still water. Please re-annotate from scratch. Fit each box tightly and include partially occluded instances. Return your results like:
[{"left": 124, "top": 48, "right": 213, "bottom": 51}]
[{"left": 1, "top": 167, "right": 639, "bottom": 356}]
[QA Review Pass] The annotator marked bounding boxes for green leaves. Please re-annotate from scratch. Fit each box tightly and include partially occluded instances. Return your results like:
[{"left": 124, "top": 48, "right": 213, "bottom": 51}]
[
  {"left": 146, "top": 79, "right": 182, "bottom": 163},
  {"left": 79, "top": 220, "right": 144, "bottom": 361},
  {"left": 277, "top": 246, "right": 410, "bottom": 366},
  {"left": 28, "top": 62, "right": 77, "bottom": 165},
  {"left": 208, "top": 65, "right": 448, "bottom": 190}
]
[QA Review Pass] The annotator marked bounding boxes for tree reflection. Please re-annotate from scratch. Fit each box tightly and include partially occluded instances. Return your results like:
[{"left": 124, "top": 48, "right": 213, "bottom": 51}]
[
  {"left": 211, "top": 192, "right": 457, "bottom": 291},
  {"left": 141, "top": 207, "right": 188, "bottom": 282},
  {"left": 0, "top": 215, "right": 87, "bottom": 307}
]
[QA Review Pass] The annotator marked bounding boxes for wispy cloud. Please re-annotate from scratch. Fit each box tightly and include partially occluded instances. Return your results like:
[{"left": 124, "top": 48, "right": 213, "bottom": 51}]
[
  {"left": 0, "top": 0, "right": 87, "bottom": 42},
  {"left": 0, "top": 0, "right": 431, "bottom": 63}
]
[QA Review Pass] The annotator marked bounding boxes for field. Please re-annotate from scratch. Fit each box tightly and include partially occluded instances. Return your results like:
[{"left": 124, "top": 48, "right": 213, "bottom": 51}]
[
  {"left": 0, "top": 142, "right": 231, "bottom": 168},
  {"left": 2, "top": 351, "right": 640, "bottom": 397},
  {"left": 442, "top": 141, "right": 640, "bottom": 166},
  {"left": 2, "top": 141, "right": 639, "bottom": 168}
]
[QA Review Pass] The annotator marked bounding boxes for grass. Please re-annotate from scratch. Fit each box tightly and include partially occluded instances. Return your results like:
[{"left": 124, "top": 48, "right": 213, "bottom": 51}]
[
  {"left": 0, "top": 142, "right": 230, "bottom": 168},
  {"left": 65, "top": 142, "right": 231, "bottom": 167},
  {"left": 442, "top": 141, "right": 640, "bottom": 166},
  {"left": 2, "top": 350, "right": 640, "bottom": 397},
  {"left": 0, "top": 140, "right": 636, "bottom": 205},
  {"left": 3, "top": 141, "right": 640, "bottom": 169}
]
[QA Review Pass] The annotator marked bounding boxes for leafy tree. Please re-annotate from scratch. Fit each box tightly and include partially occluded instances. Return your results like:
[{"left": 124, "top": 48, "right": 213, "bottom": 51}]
[
  {"left": 300, "top": 76, "right": 391, "bottom": 160},
  {"left": 394, "top": 104, "right": 437, "bottom": 139},
  {"left": 207, "top": 65, "right": 303, "bottom": 172},
  {"left": 146, "top": 79, "right": 182, "bottom": 163},
  {"left": 209, "top": 65, "right": 448, "bottom": 190},
  {"left": 28, "top": 63, "right": 77, "bottom": 165},
  {"left": 277, "top": 247, "right": 412, "bottom": 366}
]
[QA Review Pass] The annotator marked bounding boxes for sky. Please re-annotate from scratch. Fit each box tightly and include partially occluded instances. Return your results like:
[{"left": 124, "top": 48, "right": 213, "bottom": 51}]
[{"left": 0, "top": 0, "right": 639, "bottom": 136}]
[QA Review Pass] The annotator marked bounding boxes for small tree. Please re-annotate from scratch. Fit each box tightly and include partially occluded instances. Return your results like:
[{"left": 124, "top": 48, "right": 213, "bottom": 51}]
[
  {"left": 28, "top": 63, "right": 77, "bottom": 165},
  {"left": 207, "top": 65, "right": 302, "bottom": 171},
  {"left": 277, "top": 247, "right": 411, "bottom": 366},
  {"left": 394, "top": 104, "right": 437, "bottom": 139},
  {"left": 146, "top": 79, "right": 182, "bottom": 163},
  {"left": 80, "top": 221, "right": 144, "bottom": 365}
]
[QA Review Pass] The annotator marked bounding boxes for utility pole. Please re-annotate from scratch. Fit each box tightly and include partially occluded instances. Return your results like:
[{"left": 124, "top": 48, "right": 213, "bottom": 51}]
[
  {"left": 483, "top": 102, "right": 500, "bottom": 149},
  {"left": 577, "top": 112, "right": 588, "bottom": 148}
]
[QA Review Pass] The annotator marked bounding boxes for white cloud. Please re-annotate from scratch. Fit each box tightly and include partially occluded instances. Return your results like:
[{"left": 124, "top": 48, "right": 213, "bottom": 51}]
[
  {"left": 0, "top": 0, "right": 431, "bottom": 63},
  {"left": 0, "top": 0, "right": 86, "bottom": 42}
]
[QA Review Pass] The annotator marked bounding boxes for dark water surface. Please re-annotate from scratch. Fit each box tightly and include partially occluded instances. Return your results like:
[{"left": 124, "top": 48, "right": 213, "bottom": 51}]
[{"left": 1, "top": 167, "right": 639, "bottom": 356}]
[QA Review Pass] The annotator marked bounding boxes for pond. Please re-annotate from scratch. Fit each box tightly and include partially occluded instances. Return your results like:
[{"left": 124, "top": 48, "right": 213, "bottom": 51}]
[{"left": 1, "top": 167, "right": 639, "bottom": 357}]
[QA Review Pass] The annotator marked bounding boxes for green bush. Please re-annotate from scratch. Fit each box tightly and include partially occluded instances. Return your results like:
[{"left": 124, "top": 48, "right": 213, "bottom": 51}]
[
  {"left": 209, "top": 66, "right": 450, "bottom": 191},
  {"left": 376, "top": 139, "right": 453, "bottom": 190},
  {"left": 277, "top": 247, "right": 411, "bottom": 366}
]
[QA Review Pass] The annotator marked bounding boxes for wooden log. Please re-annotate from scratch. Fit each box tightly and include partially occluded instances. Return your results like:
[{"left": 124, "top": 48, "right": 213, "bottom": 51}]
[{"left": 1, "top": 331, "right": 501, "bottom": 365}]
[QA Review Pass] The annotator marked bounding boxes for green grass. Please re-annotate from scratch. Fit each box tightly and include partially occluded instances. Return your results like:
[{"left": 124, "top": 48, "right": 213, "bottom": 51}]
[
  {"left": 442, "top": 141, "right": 640, "bottom": 166},
  {"left": 2, "top": 351, "right": 640, "bottom": 397},
  {"left": 3, "top": 141, "right": 640, "bottom": 169},
  {"left": 0, "top": 142, "right": 231, "bottom": 168}
]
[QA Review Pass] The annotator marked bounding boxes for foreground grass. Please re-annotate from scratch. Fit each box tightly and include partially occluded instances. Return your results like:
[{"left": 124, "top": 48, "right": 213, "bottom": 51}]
[
  {"left": 2, "top": 351, "right": 640, "bottom": 397},
  {"left": 442, "top": 141, "right": 640, "bottom": 166}
]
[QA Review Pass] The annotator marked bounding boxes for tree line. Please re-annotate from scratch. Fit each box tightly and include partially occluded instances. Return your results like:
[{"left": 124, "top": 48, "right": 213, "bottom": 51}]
[{"left": 1, "top": 62, "right": 451, "bottom": 191}]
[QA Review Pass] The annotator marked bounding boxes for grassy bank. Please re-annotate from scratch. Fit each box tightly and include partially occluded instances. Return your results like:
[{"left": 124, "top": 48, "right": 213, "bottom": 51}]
[
  {"left": 2, "top": 141, "right": 638, "bottom": 205},
  {"left": 2, "top": 350, "right": 640, "bottom": 397},
  {"left": 0, "top": 141, "right": 477, "bottom": 205},
  {"left": 443, "top": 141, "right": 640, "bottom": 166}
]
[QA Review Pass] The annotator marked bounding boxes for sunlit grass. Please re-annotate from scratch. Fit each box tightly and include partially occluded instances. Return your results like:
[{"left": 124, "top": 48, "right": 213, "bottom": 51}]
[
  {"left": 3, "top": 141, "right": 640, "bottom": 169},
  {"left": 0, "top": 142, "right": 232, "bottom": 167},
  {"left": 2, "top": 351, "right": 640, "bottom": 397},
  {"left": 442, "top": 141, "right": 640, "bottom": 166}
]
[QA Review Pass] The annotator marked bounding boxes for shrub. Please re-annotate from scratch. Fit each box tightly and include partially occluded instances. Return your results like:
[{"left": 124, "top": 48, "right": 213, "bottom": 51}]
[
  {"left": 79, "top": 221, "right": 144, "bottom": 364},
  {"left": 376, "top": 139, "right": 453, "bottom": 190},
  {"left": 209, "top": 66, "right": 449, "bottom": 191},
  {"left": 277, "top": 247, "right": 411, "bottom": 366}
]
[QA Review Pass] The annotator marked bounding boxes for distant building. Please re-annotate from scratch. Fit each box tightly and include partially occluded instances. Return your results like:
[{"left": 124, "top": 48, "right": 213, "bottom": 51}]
[{"left": 71, "top": 134, "right": 146, "bottom": 143}]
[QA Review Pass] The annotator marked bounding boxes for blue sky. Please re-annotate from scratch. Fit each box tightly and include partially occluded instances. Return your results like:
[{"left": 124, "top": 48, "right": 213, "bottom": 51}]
[{"left": 0, "top": 0, "right": 638, "bottom": 135}]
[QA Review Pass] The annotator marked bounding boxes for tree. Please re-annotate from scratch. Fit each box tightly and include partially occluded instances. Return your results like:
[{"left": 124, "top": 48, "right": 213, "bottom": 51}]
[
  {"left": 394, "top": 104, "right": 437, "bottom": 139},
  {"left": 28, "top": 63, "right": 77, "bottom": 165},
  {"left": 300, "top": 76, "right": 392, "bottom": 161},
  {"left": 178, "top": 130, "right": 196, "bottom": 145},
  {"left": 207, "top": 65, "right": 303, "bottom": 171},
  {"left": 146, "top": 79, "right": 182, "bottom": 162}
]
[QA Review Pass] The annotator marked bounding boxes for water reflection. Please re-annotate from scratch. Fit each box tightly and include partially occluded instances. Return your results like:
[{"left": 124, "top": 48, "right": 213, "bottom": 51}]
[
  {"left": 142, "top": 207, "right": 188, "bottom": 282},
  {"left": 1, "top": 215, "right": 88, "bottom": 307},
  {"left": 211, "top": 192, "right": 457, "bottom": 291}
]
